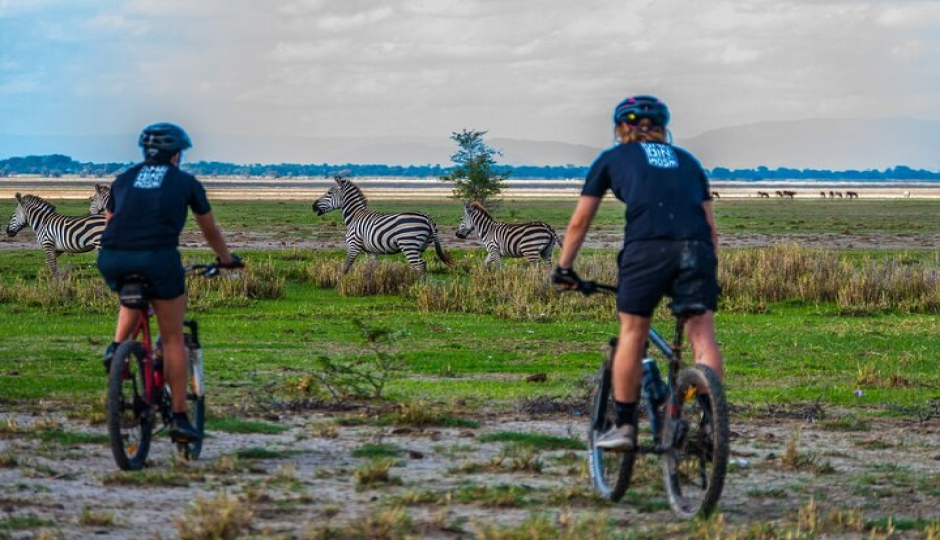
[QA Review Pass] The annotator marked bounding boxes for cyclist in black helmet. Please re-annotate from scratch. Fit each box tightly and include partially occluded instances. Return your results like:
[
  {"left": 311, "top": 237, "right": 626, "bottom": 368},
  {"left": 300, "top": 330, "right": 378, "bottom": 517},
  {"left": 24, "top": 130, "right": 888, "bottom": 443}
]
[
  {"left": 97, "top": 122, "right": 242, "bottom": 441},
  {"left": 552, "top": 96, "right": 722, "bottom": 450}
]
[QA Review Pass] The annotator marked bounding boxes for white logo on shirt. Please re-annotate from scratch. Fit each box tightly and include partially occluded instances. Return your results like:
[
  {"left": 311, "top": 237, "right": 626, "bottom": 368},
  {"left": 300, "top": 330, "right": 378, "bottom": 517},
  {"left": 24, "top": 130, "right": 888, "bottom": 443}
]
[
  {"left": 640, "top": 143, "right": 679, "bottom": 169},
  {"left": 133, "top": 166, "right": 168, "bottom": 189}
]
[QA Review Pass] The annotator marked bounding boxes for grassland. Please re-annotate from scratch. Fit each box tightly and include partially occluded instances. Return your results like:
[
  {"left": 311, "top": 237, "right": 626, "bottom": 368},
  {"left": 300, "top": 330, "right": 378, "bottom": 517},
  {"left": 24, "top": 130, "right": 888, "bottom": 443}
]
[{"left": 1, "top": 197, "right": 940, "bottom": 538}]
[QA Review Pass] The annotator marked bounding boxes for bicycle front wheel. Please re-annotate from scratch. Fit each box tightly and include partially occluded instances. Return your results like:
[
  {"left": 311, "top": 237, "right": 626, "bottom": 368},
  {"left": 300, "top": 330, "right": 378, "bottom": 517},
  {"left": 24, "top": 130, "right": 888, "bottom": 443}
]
[
  {"left": 662, "top": 364, "right": 729, "bottom": 518},
  {"left": 587, "top": 361, "right": 636, "bottom": 501},
  {"left": 106, "top": 341, "right": 153, "bottom": 471},
  {"left": 177, "top": 336, "right": 205, "bottom": 461}
]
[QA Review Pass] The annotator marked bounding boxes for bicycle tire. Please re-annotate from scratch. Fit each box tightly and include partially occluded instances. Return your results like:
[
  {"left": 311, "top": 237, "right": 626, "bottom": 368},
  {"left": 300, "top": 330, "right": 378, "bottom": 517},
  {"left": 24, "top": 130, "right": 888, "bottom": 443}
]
[
  {"left": 176, "top": 334, "right": 205, "bottom": 460},
  {"left": 661, "top": 364, "right": 729, "bottom": 518},
  {"left": 587, "top": 360, "right": 636, "bottom": 501},
  {"left": 106, "top": 340, "right": 153, "bottom": 471}
]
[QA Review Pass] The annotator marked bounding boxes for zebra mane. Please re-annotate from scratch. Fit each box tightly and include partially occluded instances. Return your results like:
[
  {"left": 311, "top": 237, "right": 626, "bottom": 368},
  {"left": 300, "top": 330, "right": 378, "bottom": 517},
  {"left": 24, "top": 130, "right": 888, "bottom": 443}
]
[
  {"left": 469, "top": 201, "right": 493, "bottom": 220},
  {"left": 17, "top": 194, "right": 56, "bottom": 213},
  {"left": 339, "top": 178, "right": 368, "bottom": 207}
]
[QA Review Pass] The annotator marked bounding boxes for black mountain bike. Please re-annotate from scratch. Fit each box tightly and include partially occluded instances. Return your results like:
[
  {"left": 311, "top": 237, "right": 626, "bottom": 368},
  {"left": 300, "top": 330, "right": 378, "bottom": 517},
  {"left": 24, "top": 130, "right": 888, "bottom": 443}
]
[{"left": 572, "top": 280, "right": 729, "bottom": 518}]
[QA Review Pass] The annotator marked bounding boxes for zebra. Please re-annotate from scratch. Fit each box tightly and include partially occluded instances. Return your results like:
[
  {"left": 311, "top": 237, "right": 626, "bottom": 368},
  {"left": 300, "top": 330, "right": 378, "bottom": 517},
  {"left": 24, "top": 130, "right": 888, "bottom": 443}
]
[
  {"left": 89, "top": 183, "right": 111, "bottom": 215},
  {"left": 6, "top": 193, "right": 106, "bottom": 277},
  {"left": 312, "top": 174, "right": 452, "bottom": 274},
  {"left": 455, "top": 201, "right": 562, "bottom": 267}
]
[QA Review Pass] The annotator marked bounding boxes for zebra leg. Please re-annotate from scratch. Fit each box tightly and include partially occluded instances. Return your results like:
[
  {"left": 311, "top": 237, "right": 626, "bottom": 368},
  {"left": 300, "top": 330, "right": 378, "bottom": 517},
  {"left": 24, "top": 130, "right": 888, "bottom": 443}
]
[
  {"left": 402, "top": 248, "right": 427, "bottom": 273},
  {"left": 342, "top": 244, "right": 363, "bottom": 274},
  {"left": 484, "top": 248, "right": 501, "bottom": 269},
  {"left": 42, "top": 243, "right": 60, "bottom": 277},
  {"left": 522, "top": 249, "right": 543, "bottom": 266}
]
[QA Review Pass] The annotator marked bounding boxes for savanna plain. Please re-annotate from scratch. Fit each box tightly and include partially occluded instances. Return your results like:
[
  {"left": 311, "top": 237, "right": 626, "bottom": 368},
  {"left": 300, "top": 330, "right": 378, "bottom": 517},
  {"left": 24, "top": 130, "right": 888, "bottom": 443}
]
[{"left": 1, "top": 193, "right": 940, "bottom": 539}]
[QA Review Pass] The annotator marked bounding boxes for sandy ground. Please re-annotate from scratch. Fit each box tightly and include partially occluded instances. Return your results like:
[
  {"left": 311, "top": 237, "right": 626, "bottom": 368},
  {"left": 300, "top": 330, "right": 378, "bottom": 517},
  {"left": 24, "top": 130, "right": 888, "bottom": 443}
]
[{"left": 1, "top": 409, "right": 938, "bottom": 539}]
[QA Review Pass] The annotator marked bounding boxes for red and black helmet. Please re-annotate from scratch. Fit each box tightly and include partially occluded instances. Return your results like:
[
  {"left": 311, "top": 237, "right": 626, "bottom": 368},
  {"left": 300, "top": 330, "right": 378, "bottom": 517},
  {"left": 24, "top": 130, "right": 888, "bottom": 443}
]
[{"left": 613, "top": 95, "right": 670, "bottom": 127}]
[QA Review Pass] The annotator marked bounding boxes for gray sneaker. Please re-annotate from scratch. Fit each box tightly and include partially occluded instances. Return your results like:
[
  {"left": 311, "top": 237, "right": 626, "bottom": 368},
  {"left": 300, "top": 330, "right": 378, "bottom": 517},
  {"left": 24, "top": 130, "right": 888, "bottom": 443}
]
[{"left": 595, "top": 424, "right": 636, "bottom": 450}]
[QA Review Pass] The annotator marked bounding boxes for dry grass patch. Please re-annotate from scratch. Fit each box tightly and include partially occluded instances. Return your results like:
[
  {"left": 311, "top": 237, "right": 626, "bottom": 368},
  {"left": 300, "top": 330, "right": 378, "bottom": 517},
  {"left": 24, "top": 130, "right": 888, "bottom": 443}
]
[
  {"left": 354, "top": 458, "right": 402, "bottom": 489},
  {"left": 174, "top": 491, "right": 252, "bottom": 540}
]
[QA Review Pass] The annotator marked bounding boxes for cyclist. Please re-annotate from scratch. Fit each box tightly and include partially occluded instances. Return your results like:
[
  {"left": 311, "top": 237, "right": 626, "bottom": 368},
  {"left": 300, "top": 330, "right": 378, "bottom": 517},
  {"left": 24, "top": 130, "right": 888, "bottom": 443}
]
[
  {"left": 97, "top": 122, "right": 242, "bottom": 442},
  {"left": 552, "top": 95, "right": 722, "bottom": 450}
]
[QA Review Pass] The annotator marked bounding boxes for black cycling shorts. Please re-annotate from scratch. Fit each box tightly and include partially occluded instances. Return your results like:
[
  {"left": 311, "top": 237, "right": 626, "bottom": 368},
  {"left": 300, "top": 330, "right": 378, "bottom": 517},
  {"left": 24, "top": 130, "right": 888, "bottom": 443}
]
[
  {"left": 97, "top": 248, "right": 186, "bottom": 300},
  {"left": 617, "top": 239, "right": 718, "bottom": 317}
]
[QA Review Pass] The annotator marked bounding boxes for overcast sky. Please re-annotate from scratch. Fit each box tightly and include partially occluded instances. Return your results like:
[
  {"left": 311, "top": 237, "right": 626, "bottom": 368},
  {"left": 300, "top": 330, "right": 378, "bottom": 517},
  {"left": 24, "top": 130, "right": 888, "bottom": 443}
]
[{"left": 1, "top": 0, "right": 939, "bottom": 162}]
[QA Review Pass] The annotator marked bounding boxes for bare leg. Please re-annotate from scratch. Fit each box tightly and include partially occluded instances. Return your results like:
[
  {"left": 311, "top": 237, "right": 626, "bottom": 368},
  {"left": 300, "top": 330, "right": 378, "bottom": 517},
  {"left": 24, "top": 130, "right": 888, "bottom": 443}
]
[
  {"left": 152, "top": 295, "right": 188, "bottom": 413},
  {"left": 112, "top": 307, "right": 141, "bottom": 343},
  {"left": 685, "top": 310, "right": 723, "bottom": 380},
  {"left": 612, "top": 312, "right": 651, "bottom": 403}
]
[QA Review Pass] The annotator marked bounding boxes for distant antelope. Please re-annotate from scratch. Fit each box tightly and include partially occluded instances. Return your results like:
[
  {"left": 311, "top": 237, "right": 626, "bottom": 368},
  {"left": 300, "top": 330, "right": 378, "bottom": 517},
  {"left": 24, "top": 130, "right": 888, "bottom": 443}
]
[
  {"left": 757, "top": 191, "right": 770, "bottom": 198},
  {"left": 775, "top": 190, "right": 784, "bottom": 198},
  {"left": 828, "top": 191, "right": 835, "bottom": 198},
  {"left": 820, "top": 191, "right": 827, "bottom": 198},
  {"left": 710, "top": 191, "right": 720, "bottom": 199},
  {"left": 783, "top": 190, "right": 796, "bottom": 199},
  {"left": 845, "top": 191, "right": 858, "bottom": 199},
  {"left": 836, "top": 191, "right": 843, "bottom": 198}
]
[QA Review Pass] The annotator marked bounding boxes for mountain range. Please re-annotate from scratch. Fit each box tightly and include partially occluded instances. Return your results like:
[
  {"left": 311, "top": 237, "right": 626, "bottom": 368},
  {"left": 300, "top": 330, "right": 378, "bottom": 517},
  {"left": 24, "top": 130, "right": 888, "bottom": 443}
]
[{"left": 1, "top": 117, "right": 937, "bottom": 170}]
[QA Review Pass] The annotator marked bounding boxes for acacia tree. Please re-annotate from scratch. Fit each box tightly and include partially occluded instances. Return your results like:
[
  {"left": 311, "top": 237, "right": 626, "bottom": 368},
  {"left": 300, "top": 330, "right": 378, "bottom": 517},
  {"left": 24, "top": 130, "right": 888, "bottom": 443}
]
[{"left": 439, "top": 129, "right": 509, "bottom": 205}]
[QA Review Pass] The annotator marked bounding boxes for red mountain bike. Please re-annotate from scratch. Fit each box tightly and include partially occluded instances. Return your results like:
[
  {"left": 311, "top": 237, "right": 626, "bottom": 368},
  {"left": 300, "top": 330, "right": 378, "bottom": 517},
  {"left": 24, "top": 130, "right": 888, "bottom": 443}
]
[{"left": 106, "top": 263, "right": 222, "bottom": 470}]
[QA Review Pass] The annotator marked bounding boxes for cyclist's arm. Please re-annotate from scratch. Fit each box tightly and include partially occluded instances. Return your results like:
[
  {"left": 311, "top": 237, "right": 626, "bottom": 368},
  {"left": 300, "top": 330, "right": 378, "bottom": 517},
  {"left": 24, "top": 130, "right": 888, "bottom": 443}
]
[
  {"left": 105, "top": 210, "right": 113, "bottom": 224},
  {"left": 194, "top": 211, "right": 235, "bottom": 265},
  {"left": 703, "top": 200, "right": 718, "bottom": 253},
  {"left": 558, "top": 195, "right": 602, "bottom": 269}
]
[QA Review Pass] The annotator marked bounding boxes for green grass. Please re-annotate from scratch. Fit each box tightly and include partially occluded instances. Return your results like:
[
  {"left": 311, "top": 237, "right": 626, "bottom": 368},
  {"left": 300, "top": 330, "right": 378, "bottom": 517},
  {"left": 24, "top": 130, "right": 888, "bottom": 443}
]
[
  {"left": 477, "top": 431, "right": 585, "bottom": 451},
  {"left": 206, "top": 417, "right": 289, "bottom": 435},
  {"left": 3, "top": 199, "right": 940, "bottom": 420}
]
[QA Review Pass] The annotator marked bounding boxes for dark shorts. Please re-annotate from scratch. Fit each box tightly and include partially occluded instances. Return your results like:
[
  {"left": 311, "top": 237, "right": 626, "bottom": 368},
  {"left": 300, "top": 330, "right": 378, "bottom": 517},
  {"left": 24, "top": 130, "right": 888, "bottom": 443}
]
[
  {"left": 97, "top": 248, "right": 185, "bottom": 300},
  {"left": 617, "top": 239, "right": 718, "bottom": 317}
]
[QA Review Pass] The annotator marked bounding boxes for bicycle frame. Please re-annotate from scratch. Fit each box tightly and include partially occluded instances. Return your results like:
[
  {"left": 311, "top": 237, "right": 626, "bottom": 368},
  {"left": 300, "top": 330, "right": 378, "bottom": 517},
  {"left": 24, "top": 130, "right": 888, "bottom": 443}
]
[{"left": 126, "top": 306, "right": 161, "bottom": 405}]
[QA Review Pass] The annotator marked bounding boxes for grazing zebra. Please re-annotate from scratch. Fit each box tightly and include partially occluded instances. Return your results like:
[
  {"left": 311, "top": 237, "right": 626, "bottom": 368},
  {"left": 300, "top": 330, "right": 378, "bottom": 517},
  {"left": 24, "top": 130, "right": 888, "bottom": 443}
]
[
  {"left": 6, "top": 193, "right": 106, "bottom": 277},
  {"left": 89, "top": 183, "right": 111, "bottom": 215},
  {"left": 456, "top": 202, "right": 562, "bottom": 267},
  {"left": 312, "top": 174, "right": 452, "bottom": 274}
]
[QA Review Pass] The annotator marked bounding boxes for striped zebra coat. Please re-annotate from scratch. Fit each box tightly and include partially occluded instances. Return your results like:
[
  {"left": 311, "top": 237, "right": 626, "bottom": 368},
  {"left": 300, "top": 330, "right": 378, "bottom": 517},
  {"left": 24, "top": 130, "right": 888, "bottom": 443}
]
[
  {"left": 6, "top": 193, "right": 106, "bottom": 277},
  {"left": 89, "top": 183, "right": 111, "bottom": 215},
  {"left": 313, "top": 174, "right": 452, "bottom": 274},
  {"left": 456, "top": 202, "right": 562, "bottom": 267}
]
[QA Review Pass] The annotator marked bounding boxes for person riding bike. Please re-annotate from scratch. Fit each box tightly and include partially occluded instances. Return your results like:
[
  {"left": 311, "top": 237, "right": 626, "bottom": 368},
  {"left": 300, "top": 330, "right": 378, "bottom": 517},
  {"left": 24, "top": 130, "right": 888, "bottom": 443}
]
[
  {"left": 97, "top": 122, "right": 242, "bottom": 442},
  {"left": 552, "top": 95, "right": 722, "bottom": 450}
]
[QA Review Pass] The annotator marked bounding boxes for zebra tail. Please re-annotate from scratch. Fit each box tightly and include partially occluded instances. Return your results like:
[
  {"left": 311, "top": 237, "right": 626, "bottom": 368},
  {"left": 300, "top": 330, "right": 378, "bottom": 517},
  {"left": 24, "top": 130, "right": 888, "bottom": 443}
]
[
  {"left": 555, "top": 233, "right": 564, "bottom": 248},
  {"left": 433, "top": 234, "right": 454, "bottom": 267}
]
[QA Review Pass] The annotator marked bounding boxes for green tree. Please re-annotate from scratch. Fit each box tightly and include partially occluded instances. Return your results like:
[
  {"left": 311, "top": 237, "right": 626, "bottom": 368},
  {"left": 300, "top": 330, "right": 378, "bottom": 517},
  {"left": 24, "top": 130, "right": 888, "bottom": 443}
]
[{"left": 439, "top": 129, "right": 509, "bottom": 204}]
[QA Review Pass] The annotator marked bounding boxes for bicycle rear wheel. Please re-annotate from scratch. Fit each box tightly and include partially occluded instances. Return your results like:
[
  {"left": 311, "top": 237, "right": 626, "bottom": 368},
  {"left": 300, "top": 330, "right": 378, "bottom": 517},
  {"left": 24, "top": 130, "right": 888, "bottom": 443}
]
[
  {"left": 587, "top": 360, "right": 636, "bottom": 501},
  {"left": 106, "top": 341, "right": 153, "bottom": 471},
  {"left": 662, "top": 364, "right": 729, "bottom": 518}
]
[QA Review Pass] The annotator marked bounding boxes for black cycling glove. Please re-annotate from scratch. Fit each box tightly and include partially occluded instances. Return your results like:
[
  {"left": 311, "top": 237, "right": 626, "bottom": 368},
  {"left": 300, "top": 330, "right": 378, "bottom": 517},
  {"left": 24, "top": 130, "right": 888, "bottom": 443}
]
[
  {"left": 217, "top": 253, "right": 244, "bottom": 269},
  {"left": 551, "top": 266, "right": 582, "bottom": 290}
]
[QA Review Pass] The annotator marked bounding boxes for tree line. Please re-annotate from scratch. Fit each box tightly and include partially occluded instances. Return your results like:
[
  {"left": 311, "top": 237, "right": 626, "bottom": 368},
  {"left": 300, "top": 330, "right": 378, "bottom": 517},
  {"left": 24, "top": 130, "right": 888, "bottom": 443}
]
[{"left": 1, "top": 153, "right": 938, "bottom": 181}]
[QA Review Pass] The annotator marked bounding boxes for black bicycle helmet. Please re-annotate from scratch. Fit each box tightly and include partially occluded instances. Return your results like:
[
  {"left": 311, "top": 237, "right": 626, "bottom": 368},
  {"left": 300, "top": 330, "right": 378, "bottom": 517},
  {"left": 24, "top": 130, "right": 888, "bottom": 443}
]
[
  {"left": 613, "top": 95, "right": 670, "bottom": 127},
  {"left": 138, "top": 123, "right": 193, "bottom": 152}
]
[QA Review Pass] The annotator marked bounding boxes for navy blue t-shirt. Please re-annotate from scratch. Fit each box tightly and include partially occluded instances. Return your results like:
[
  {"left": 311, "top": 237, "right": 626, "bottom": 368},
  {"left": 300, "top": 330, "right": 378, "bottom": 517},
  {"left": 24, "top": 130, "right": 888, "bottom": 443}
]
[
  {"left": 101, "top": 163, "right": 211, "bottom": 251},
  {"left": 581, "top": 142, "right": 713, "bottom": 246}
]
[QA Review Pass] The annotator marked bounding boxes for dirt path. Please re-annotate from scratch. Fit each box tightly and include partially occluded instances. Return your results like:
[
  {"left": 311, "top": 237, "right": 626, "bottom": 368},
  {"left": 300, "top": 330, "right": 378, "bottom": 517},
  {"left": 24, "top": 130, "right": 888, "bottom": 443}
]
[{"left": 1, "top": 410, "right": 938, "bottom": 539}]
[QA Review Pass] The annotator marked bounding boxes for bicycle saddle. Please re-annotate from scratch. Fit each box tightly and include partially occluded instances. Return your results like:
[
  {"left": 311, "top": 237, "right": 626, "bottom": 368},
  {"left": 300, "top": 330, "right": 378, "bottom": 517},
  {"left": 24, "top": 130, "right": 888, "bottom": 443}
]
[
  {"left": 117, "top": 275, "right": 152, "bottom": 309},
  {"left": 667, "top": 300, "right": 708, "bottom": 317}
]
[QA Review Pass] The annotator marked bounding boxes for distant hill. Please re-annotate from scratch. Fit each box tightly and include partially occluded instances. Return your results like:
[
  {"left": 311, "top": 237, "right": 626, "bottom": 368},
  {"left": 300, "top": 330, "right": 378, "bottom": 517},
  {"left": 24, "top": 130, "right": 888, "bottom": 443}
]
[
  {"left": 679, "top": 117, "right": 940, "bottom": 170},
  {"left": 1, "top": 117, "right": 938, "bottom": 169}
]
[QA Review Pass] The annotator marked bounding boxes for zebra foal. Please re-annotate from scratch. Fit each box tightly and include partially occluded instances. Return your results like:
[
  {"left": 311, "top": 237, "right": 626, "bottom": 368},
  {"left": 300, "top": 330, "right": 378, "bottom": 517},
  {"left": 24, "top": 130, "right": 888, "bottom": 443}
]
[
  {"left": 312, "top": 174, "right": 452, "bottom": 274},
  {"left": 6, "top": 193, "right": 106, "bottom": 277},
  {"left": 456, "top": 202, "right": 562, "bottom": 267},
  {"left": 89, "top": 183, "right": 111, "bottom": 215}
]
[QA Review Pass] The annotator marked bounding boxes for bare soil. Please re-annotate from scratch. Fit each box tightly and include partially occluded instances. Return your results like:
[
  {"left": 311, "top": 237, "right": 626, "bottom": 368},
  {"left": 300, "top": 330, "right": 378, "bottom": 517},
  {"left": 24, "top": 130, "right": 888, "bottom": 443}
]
[{"left": 1, "top": 410, "right": 938, "bottom": 539}]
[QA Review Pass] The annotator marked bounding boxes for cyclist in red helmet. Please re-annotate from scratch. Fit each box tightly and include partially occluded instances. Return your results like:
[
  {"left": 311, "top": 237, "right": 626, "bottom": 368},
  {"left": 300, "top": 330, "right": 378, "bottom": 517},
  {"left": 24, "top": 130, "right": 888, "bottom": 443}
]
[
  {"left": 98, "top": 123, "right": 242, "bottom": 441},
  {"left": 552, "top": 96, "right": 722, "bottom": 450}
]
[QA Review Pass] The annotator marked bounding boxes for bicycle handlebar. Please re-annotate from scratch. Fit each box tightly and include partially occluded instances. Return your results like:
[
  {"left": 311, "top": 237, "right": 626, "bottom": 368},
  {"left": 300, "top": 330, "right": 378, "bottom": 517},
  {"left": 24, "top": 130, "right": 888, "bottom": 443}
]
[
  {"left": 555, "top": 279, "right": 617, "bottom": 296},
  {"left": 184, "top": 263, "right": 224, "bottom": 277}
]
